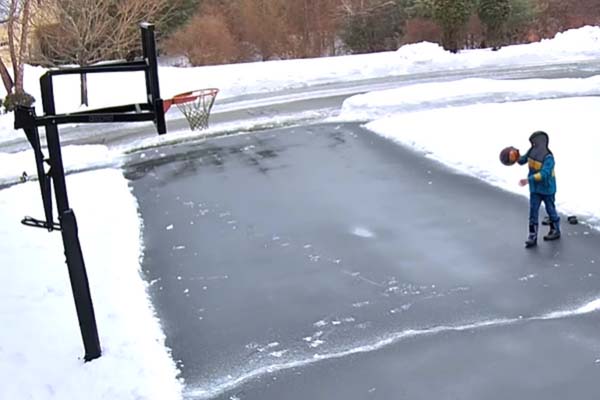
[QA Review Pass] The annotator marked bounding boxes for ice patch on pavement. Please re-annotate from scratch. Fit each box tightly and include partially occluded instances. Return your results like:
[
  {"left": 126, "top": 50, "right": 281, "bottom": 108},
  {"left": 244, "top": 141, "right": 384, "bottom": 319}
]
[
  {"left": 185, "top": 296, "right": 600, "bottom": 399},
  {"left": 351, "top": 227, "right": 375, "bottom": 238}
]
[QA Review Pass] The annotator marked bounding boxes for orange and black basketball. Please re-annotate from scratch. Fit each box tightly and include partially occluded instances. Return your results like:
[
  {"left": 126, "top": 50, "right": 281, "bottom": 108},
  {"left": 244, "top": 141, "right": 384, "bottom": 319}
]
[{"left": 499, "top": 146, "right": 519, "bottom": 166}]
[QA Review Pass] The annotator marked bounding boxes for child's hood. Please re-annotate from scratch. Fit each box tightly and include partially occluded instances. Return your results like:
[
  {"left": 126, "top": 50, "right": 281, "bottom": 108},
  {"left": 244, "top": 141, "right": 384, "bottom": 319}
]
[{"left": 528, "top": 131, "right": 551, "bottom": 161}]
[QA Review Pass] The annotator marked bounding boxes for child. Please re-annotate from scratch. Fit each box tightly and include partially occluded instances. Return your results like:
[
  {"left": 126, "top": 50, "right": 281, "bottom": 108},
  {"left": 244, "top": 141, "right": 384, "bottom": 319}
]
[{"left": 517, "top": 131, "right": 560, "bottom": 248}]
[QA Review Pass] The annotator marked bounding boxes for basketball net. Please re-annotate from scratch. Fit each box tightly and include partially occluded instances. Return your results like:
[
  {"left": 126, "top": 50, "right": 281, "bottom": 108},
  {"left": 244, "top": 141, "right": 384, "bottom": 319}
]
[{"left": 163, "top": 88, "right": 219, "bottom": 131}]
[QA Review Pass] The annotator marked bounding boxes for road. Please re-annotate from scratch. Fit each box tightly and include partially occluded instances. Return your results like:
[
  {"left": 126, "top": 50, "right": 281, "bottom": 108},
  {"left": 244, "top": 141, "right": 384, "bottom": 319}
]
[
  {"left": 4, "top": 59, "right": 600, "bottom": 153},
  {"left": 126, "top": 121, "right": 600, "bottom": 400}
]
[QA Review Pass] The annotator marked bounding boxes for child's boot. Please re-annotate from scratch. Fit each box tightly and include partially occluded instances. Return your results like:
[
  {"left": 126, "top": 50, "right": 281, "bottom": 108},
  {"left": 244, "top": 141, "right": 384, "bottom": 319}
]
[
  {"left": 525, "top": 224, "right": 538, "bottom": 248},
  {"left": 543, "top": 221, "right": 561, "bottom": 241}
]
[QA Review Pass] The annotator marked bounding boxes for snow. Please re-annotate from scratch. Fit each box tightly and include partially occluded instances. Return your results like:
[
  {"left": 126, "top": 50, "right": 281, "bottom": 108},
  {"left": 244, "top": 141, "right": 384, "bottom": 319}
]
[
  {"left": 359, "top": 97, "right": 600, "bottom": 228},
  {"left": 3, "top": 25, "right": 600, "bottom": 119},
  {"left": 0, "top": 170, "right": 182, "bottom": 400},
  {"left": 2, "top": 25, "right": 600, "bottom": 399},
  {"left": 0, "top": 145, "right": 120, "bottom": 187},
  {"left": 338, "top": 75, "right": 600, "bottom": 120}
]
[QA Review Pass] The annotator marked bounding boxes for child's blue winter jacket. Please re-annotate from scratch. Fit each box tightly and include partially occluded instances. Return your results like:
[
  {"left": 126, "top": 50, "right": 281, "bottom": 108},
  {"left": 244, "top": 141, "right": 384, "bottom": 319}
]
[{"left": 518, "top": 131, "right": 556, "bottom": 195}]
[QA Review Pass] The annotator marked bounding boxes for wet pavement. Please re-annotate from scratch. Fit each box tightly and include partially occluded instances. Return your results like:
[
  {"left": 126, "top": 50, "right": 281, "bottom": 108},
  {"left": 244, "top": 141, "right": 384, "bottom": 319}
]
[{"left": 126, "top": 122, "right": 600, "bottom": 400}]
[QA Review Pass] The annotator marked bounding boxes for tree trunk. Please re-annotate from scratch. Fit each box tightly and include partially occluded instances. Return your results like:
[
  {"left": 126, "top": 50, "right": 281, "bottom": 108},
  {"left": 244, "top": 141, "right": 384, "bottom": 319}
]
[
  {"left": 80, "top": 73, "right": 89, "bottom": 106},
  {"left": 7, "top": 0, "right": 18, "bottom": 94},
  {"left": 14, "top": 0, "right": 32, "bottom": 93},
  {"left": 303, "top": 0, "right": 310, "bottom": 57},
  {"left": 0, "top": 59, "right": 14, "bottom": 94}
]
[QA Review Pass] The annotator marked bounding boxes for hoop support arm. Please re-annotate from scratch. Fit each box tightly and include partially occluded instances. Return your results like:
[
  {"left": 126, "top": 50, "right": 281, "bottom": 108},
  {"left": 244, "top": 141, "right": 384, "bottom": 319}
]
[
  {"left": 44, "top": 61, "right": 148, "bottom": 77},
  {"left": 16, "top": 105, "right": 157, "bottom": 128}
]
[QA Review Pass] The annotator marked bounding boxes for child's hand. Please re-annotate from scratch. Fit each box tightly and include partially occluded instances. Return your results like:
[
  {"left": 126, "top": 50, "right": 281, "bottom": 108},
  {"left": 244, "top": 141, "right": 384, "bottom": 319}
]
[
  {"left": 519, "top": 179, "right": 528, "bottom": 187},
  {"left": 511, "top": 149, "right": 520, "bottom": 164}
]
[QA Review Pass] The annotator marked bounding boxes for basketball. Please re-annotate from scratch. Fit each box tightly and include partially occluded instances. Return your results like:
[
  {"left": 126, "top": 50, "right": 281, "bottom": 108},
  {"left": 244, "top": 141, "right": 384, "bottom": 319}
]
[{"left": 499, "top": 146, "right": 519, "bottom": 166}]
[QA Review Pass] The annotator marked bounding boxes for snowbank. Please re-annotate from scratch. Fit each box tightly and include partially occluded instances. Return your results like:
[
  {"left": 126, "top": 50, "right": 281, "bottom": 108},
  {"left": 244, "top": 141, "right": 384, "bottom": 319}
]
[
  {"left": 0, "top": 169, "right": 182, "bottom": 400},
  {"left": 339, "top": 76, "right": 600, "bottom": 120}
]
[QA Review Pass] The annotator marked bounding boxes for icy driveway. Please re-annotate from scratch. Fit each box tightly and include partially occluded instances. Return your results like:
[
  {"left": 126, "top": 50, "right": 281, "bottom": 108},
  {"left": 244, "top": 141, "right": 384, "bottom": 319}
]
[{"left": 126, "top": 123, "right": 600, "bottom": 400}]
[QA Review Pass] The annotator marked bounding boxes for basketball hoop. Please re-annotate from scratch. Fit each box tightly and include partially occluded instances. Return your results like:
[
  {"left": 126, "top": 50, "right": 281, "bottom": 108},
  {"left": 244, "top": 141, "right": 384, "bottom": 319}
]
[{"left": 163, "top": 88, "right": 219, "bottom": 131}]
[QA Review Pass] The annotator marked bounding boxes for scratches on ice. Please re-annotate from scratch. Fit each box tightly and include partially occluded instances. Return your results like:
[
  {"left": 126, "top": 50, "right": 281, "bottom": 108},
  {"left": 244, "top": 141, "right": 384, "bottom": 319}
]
[{"left": 185, "top": 297, "right": 600, "bottom": 399}]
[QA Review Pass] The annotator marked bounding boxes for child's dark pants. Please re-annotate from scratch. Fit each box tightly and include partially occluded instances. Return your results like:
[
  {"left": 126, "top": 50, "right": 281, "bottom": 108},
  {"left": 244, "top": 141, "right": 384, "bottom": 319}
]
[{"left": 529, "top": 193, "right": 559, "bottom": 225}]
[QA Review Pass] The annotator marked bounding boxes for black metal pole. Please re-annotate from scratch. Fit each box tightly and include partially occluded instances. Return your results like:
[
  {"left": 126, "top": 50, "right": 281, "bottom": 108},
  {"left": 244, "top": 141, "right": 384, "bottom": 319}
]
[
  {"left": 141, "top": 23, "right": 158, "bottom": 102},
  {"left": 40, "top": 74, "right": 102, "bottom": 362},
  {"left": 140, "top": 22, "right": 166, "bottom": 134}
]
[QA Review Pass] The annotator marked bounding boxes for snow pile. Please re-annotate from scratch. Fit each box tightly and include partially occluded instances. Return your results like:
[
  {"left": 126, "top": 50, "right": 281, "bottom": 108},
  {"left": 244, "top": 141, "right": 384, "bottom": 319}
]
[
  {"left": 395, "top": 41, "right": 452, "bottom": 64},
  {"left": 0, "top": 169, "right": 182, "bottom": 400},
  {"left": 339, "top": 75, "right": 600, "bottom": 120},
  {"left": 535, "top": 25, "right": 600, "bottom": 55}
]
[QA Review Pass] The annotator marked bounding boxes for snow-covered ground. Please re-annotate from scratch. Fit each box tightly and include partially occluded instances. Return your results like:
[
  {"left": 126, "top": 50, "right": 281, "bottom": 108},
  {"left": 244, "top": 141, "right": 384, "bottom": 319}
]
[
  {"left": 0, "top": 170, "right": 182, "bottom": 400},
  {"left": 2, "top": 26, "right": 600, "bottom": 399}
]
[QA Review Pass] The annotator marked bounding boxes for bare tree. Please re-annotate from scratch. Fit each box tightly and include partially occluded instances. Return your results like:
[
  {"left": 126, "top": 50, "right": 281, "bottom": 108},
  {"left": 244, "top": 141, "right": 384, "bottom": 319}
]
[
  {"left": 163, "top": 10, "right": 239, "bottom": 66},
  {"left": 36, "top": 0, "right": 174, "bottom": 106},
  {"left": 0, "top": 0, "right": 36, "bottom": 109},
  {"left": 237, "top": 0, "right": 289, "bottom": 60},
  {"left": 285, "top": 0, "right": 338, "bottom": 58},
  {"left": 337, "top": 0, "right": 406, "bottom": 53}
]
